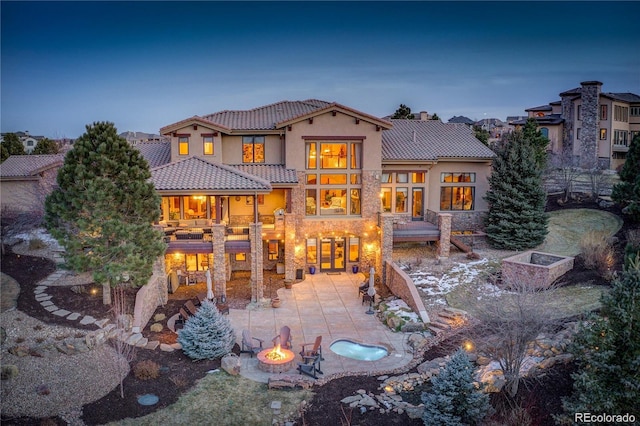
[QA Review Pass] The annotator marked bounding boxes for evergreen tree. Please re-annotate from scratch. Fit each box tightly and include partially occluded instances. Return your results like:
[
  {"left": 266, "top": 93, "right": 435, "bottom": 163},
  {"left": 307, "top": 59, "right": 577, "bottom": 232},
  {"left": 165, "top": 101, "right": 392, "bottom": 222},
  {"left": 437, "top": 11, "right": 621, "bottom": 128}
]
[
  {"left": 1, "top": 133, "right": 26, "bottom": 161},
  {"left": 431, "top": 112, "right": 440, "bottom": 121},
  {"left": 391, "top": 104, "right": 414, "bottom": 119},
  {"left": 422, "top": 349, "right": 491, "bottom": 425},
  {"left": 560, "top": 255, "right": 640, "bottom": 421},
  {"left": 484, "top": 130, "right": 549, "bottom": 249},
  {"left": 473, "top": 125, "right": 490, "bottom": 146},
  {"left": 178, "top": 301, "right": 236, "bottom": 360},
  {"left": 522, "top": 118, "right": 550, "bottom": 169},
  {"left": 612, "top": 134, "right": 640, "bottom": 222},
  {"left": 32, "top": 137, "right": 60, "bottom": 155},
  {"left": 44, "top": 122, "right": 165, "bottom": 304}
]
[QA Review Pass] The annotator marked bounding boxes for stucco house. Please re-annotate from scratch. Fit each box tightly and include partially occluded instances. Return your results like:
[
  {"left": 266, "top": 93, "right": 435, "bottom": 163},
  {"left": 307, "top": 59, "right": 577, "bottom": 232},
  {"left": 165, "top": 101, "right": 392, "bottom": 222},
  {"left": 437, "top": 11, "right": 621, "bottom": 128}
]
[
  {"left": 0, "top": 154, "right": 64, "bottom": 216},
  {"left": 143, "top": 100, "right": 495, "bottom": 301},
  {"left": 515, "top": 81, "right": 640, "bottom": 170}
]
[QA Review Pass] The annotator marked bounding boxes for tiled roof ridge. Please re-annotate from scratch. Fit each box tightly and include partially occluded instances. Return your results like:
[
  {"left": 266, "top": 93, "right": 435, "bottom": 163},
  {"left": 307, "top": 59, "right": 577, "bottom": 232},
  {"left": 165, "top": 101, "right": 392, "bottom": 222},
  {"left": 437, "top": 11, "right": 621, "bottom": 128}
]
[
  {"left": 203, "top": 99, "right": 331, "bottom": 117},
  {"left": 278, "top": 101, "right": 393, "bottom": 128}
]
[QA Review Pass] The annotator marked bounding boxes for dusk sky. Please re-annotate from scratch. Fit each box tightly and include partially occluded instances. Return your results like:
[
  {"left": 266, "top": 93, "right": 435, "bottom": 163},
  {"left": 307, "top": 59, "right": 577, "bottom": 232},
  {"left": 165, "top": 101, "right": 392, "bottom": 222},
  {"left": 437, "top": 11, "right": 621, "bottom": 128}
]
[{"left": 2, "top": 1, "right": 639, "bottom": 138}]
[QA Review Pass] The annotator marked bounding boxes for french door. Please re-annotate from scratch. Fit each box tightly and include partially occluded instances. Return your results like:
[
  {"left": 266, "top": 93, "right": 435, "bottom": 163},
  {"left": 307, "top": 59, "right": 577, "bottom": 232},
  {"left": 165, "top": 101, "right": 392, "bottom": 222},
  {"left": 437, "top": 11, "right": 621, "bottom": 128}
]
[
  {"left": 320, "top": 238, "right": 346, "bottom": 272},
  {"left": 412, "top": 188, "right": 424, "bottom": 221}
]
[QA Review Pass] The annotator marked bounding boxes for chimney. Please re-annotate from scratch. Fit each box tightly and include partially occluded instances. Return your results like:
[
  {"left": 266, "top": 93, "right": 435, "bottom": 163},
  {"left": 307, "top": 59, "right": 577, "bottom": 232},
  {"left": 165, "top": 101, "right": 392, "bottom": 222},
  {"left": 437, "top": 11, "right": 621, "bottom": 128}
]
[{"left": 419, "top": 111, "right": 429, "bottom": 121}]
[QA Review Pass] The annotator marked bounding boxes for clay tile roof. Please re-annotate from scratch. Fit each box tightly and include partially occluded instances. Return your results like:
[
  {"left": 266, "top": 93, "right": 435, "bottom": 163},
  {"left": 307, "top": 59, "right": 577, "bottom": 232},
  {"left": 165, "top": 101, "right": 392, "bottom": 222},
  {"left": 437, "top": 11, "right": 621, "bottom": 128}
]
[
  {"left": 0, "top": 154, "right": 65, "bottom": 178},
  {"left": 382, "top": 120, "right": 495, "bottom": 161},
  {"left": 135, "top": 142, "right": 171, "bottom": 168},
  {"left": 150, "top": 157, "right": 272, "bottom": 192},
  {"left": 232, "top": 164, "right": 299, "bottom": 184},
  {"left": 202, "top": 99, "right": 332, "bottom": 130}
]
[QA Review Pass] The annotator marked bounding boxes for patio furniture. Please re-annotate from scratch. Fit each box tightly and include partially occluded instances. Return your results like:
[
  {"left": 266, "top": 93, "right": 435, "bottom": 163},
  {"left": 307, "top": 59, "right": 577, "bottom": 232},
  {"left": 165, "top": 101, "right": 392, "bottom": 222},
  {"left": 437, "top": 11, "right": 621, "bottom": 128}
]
[
  {"left": 272, "top": 325, "right": 292, "bottom": 350},
  {"left": 196, "top": 292, "right": 207, "bottom": 305},
  {"left": 362, "top": 293, "right": 375, "bottom": 305},
  {"left": 299, "top": 336, "right": 323, "bottom": 361},
  {"left": 175, "top": 307, "right": 191, "bottom": 329},
  {"left": 358, "top": 281, "right": 369, "bottom": 297},
  {"left": 185, "top": 300, "right": 199, "bottom": 316},
  {"left": 297, "top": 353, "right": 323, "bottom": 379},
  {"left": 240, "top": 329, "right": 264, "bottom": 358}
]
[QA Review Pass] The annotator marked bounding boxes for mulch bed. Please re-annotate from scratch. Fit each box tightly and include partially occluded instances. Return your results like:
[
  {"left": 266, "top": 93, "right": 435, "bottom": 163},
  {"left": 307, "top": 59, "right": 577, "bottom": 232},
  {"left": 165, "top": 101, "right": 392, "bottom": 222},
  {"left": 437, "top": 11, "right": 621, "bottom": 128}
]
[{"left": 1, "top": 194, "right": 636, "bottom": 425}]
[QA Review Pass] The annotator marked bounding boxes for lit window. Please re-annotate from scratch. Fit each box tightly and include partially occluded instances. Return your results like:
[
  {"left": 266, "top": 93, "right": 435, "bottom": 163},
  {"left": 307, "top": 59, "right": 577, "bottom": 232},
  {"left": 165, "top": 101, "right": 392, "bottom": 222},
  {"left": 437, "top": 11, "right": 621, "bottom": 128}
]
[
  {"left": 395, "top": 187, "right": 408, "bottom": 213},
  {"left": 242, "top": 136, "right": 265, "bottom": 163},
  {"left": 179, "top": 136, "right": 189, "bottom": 155},
  {"left": 348, "top": 237, "right": 360, "bottom": 262},
  {"left": 412, "top": 172, "right": 425, "bottom": 183},
  {"left": 381, "top": 188, "right": 392, "bottom": 212},
  {"left": 320, "top": 143, "right": 347, "bottom": 169},
  {"left": 441, "top": 173, "right": 475, "bottom": 183},
  {"left": 600, "top": 129, "right": 607, "bottom": 140},
  {"left": 203, "top": 136, "right": 214, "bottom": 155},
  {"left": 440, "top": 187, "right": 475, "bottom": 211},
  {"left": 268, "top": 241, "right": 279, "bottom": 260},
  {"left": 306, "top": 239, "right": 317, "bottom": 264}
]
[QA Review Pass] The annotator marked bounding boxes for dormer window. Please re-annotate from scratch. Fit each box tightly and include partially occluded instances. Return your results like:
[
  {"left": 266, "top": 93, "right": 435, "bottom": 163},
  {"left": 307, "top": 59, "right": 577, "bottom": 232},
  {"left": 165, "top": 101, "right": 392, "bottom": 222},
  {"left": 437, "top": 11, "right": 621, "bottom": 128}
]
[
  {"left": 203, "top": 135, "right": 214, "bottom": 155},
  {"left": 178, "top": 136, "right": 189, "bottom": 155}
]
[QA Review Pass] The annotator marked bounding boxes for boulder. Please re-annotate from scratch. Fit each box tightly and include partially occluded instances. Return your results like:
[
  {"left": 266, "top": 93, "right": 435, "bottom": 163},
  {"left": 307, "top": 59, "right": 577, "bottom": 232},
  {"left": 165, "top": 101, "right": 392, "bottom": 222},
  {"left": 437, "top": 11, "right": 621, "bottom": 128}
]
[
  {"left": 150, "top": 323, "right": 163, "bottom": 333},
  {"left": 1, "top": 365, "right": 19, "bottom": 380},
  {"left": 221, "top": 353, "right": 241, "bottom": 376}
]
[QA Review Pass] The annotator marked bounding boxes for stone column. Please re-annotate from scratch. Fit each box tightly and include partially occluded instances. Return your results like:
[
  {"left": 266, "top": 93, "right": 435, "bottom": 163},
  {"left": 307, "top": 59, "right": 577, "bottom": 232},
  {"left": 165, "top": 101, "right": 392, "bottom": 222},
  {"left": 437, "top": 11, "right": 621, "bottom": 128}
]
[
  {"left": 579, "top": 81, "right": 602, "bottom": 169},
  {"left": 250, "top": 222, "right": 264, "bottom": 302},
  {"left": 284, "top": 213, "right": 297, "bottom": 282},
  {"left": 211, "top": 224, "right": 226, "bottom": 297},
  {"left": 380, "top": 213, "right": 394, "bottom": 284},
  {"left": 437, "top": 213, "right": 452, "bottom": 259}
]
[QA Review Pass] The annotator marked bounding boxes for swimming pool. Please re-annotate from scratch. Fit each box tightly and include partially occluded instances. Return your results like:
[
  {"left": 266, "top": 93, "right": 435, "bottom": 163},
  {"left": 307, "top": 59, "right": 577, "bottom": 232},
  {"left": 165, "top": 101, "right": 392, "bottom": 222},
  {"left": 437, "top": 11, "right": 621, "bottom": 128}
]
[{"left": 329, "top": 339, "right": 389, "bottom": 361}]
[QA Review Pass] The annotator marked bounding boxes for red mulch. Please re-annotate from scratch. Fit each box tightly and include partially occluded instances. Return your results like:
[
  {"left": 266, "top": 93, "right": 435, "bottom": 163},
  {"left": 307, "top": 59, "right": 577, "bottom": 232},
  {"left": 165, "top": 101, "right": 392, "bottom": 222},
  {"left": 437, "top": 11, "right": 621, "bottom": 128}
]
[{"left": 1, "top": 194, "right": 635, "bottom": 425}]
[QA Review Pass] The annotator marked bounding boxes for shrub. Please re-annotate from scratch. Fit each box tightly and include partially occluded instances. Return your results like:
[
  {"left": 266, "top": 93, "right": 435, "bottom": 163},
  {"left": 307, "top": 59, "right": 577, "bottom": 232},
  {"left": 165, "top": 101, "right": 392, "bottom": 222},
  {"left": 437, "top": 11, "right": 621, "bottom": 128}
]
[
  {"left": 133, "top": 359, "right": 160, "bottom": 380},
  {"left": 580, "top": 231, "right": 615, "bottom": 278},
  {"left": 177, "top": 300, "right": 235, "bottom": 360},
  {"left": 422, "top": 349, "right": 491, "bottom": 425}
]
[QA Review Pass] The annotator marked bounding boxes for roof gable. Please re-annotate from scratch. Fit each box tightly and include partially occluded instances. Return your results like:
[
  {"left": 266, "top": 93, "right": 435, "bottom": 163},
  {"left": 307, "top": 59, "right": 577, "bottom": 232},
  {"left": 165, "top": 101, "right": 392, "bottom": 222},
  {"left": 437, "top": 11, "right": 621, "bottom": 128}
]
[
  {"left": 160, "top": 116, "right": 232, "bottom": 136},
  {"left": 0, "top": 154, "right": 65, "bottom": 178},
  {"left": 150, "top": 156, "right": 272, "bottom": 192}
]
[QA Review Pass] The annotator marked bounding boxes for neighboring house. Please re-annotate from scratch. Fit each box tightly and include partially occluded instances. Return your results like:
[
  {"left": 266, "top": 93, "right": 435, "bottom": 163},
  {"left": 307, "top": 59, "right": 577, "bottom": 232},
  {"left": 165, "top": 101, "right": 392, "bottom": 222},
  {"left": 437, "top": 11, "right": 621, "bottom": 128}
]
[
  {"left": 448, "top": 116, "right": 476, "bottom": 126},
  {"left": 0, "top": 154, "right": 64, "bottom": 215},
  {"left": 1, "top": 131, "right": 46, "bottom": 154},
  {"left": 515, "top": 81, "right": 640, "bottom": 170},
  {"left": 143, "top": 100, "right": 494, "bottom": 300},
  {"left": 120, "top": 131, "right": 169, "bottom": 145}
]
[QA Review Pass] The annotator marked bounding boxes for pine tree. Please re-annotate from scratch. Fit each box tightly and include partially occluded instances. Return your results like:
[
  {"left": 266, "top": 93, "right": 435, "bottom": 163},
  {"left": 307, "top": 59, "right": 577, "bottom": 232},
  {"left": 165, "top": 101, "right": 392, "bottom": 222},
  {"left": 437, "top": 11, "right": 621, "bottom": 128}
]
[
  {"left": 44, "top": 122, "right": 165, "bottom": 304},
  {"left": 1, "top": 133, "right": 26, "bottom": 161},
  {"left": 560, "top": 255, "right": 640, "bottom": 420},
  {"left": 484, "top": 130, "right": 549, "bottom": 250},
  {"left": 612, "top": 134, "right": 640, "bottom": 222},
  {"left": 32, "top": 137, "right": 60, "bottom": 155},
  {"left": 522, "top": 118, "right": 550, "bottom": 169},
  {"left": 391, "top": 104, "right": 414, "bottom": 119},
  {"left": 178, "top": 301, "right": 236, "bottom": 360},
  {"left": 422, "top": 349, "right": 491, "bottom": 425}
]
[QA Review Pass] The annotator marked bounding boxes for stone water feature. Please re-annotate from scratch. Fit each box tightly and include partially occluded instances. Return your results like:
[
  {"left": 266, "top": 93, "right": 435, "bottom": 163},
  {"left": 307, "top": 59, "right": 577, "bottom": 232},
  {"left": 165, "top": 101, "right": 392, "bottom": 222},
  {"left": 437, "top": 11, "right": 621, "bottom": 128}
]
[{"left": 501, "top": 251, "right": 574, "bottom": 289}]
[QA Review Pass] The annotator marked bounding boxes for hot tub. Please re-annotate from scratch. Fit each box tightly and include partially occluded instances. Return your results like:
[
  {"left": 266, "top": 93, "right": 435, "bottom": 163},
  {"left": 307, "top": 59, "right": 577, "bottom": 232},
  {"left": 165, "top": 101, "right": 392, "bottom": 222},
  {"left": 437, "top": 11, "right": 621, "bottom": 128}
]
[{"left": 329, "top": 339, "right": 389, "bottom": 361}]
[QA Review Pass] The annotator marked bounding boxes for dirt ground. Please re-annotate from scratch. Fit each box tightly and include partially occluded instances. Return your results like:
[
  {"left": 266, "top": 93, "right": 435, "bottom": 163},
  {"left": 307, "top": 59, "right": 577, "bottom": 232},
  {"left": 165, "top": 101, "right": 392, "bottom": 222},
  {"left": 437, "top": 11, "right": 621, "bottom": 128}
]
[{"left": 1, "top": 193, "right": 636, "bottom": 425}]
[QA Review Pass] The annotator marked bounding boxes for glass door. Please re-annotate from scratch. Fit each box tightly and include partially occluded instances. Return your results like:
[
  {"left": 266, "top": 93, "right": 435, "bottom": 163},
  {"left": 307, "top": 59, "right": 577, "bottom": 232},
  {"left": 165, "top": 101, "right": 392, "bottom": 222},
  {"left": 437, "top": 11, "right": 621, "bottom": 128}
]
[
  {"left": 412, "top": 188, "right": 424, "bottom": 221},
  {"left": 320, "top": 238, "right": 346, "bottom": 272}
]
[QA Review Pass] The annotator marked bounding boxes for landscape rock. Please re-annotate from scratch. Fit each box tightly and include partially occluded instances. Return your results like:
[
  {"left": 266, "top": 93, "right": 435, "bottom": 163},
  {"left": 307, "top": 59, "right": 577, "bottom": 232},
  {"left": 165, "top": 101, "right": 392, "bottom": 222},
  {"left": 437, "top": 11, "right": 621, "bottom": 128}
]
[
  {"left": 1, "top": 365, "right": 19, "bottom": 380},
  {"left": 150, "top": 323, "right": 163, "bottom": 333}
]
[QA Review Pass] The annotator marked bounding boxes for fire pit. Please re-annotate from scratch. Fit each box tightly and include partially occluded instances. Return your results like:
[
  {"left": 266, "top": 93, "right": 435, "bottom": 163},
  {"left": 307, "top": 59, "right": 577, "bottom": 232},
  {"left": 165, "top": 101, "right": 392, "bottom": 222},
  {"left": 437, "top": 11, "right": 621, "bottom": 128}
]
[{"left": 256, "top": 344, "right": 296, "bottom": 373}]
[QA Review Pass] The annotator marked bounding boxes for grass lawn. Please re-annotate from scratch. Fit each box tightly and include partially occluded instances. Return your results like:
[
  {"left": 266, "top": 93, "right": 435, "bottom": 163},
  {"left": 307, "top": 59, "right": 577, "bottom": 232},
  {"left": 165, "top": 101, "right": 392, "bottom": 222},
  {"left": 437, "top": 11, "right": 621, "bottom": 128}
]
[{"left": 113, "top": 372, "right": 313, "bottom": 426}]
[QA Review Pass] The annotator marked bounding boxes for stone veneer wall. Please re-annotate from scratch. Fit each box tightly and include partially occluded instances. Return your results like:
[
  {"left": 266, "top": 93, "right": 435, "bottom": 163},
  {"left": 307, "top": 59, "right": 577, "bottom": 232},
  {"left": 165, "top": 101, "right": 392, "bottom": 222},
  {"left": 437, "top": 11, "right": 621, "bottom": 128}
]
[
  {"left": 132, "top": 256, "right": 167, "bottom": 333},
  {"left": 250, "top": 222, "right": 264, "bottom": 302},
  {"left": 437, "top": 214, "right": 451, "bottom": 258},
  {"left": 380, "top": 214, "right": 394, "bottom": 283},
  {"left": 288, "top": 170, "right": 383, "bottom": 274},
  {"left": 425, "top": 209, "right": 485, "bottom": 232},
  {"left": 562, "top": 92, "right": 576, "bottom": 160},
  {"left": 211, "top": 224, "right": 226, "bottom": 297},
  {"left": 579, "top": 81, "right": 602, "bottom": 168},
  {"left": 384, "top": 261, "right": 430, "bottom": 323},
  {"left": 501, "top": 251, "right": 575, "bottom": 289}
]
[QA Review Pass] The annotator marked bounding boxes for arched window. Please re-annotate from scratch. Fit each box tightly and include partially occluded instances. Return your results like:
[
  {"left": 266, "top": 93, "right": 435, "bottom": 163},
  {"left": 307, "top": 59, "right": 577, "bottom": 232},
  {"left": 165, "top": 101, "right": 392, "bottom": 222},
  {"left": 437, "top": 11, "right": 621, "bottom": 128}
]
[{"left": 540, "top": 127, "right": 549, "bottom": 138}]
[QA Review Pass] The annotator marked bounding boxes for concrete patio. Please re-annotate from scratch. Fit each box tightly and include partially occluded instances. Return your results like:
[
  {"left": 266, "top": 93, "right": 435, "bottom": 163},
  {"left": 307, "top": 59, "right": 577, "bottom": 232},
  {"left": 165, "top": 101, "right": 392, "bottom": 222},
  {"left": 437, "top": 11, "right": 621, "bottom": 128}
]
[{"left": 227, "top": 271, "right": 414, "bottom": 383}]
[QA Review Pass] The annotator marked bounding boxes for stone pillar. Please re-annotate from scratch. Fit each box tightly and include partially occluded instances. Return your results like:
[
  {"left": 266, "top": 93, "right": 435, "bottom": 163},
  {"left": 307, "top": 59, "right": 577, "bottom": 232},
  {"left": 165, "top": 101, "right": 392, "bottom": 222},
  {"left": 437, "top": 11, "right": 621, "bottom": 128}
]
[
  {"left": 380, "top": 213, "right": 394, "bottom": 284},
  {"left": 250, "top": 222, "right": 264, "bottom": 302},
  {"left": 579, "top": 81, "right": 602, "bottom": 169},
  {"left": 561, "top": 93, "right": 576, "bottom": 159},
  {"left": 437, "top": 213, "right": 452, "bottom": 259},
  {"left": 284, "top": 213, "right": 297, "bottom": 282},
  {"left": 211, "top": 224, "right": 226, "bottom": 297}
]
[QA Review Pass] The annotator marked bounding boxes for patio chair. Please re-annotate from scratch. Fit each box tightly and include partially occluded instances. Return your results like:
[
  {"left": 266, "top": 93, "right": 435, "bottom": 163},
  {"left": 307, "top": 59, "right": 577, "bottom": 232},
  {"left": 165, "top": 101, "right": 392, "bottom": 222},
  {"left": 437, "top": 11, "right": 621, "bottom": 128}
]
[
  {"left": 299, "top": 336, "right": 324, "bottom": 361},
  {"left": 175, "top": 307, "right": 191, "bottom": 329},
  {"left": 196, "top": 293, "right": 207, "bottom": 306},
  {"left": 362, "top": 293, "right": 375, "bottom": 305},
  {"left": 185, "top": 300, "right": 199, "bottom": 316},
  {"left": 272, "top": 325, "right": 293, "bottom": 350},
  {"left": 358, "top": 281, "right": 369, "bottom": 297},
  {"left": 240, "top": 329, "right": 264, "bottom": 358},
  {"left": 297, "top": 353, "right": 323, "bottom": 379}
]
